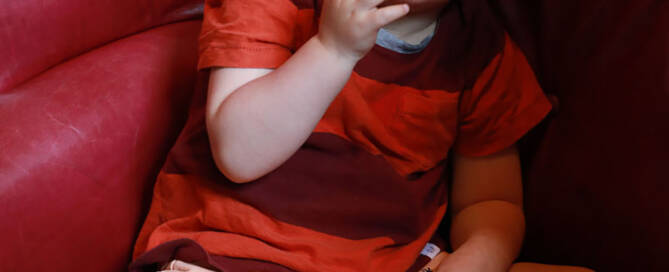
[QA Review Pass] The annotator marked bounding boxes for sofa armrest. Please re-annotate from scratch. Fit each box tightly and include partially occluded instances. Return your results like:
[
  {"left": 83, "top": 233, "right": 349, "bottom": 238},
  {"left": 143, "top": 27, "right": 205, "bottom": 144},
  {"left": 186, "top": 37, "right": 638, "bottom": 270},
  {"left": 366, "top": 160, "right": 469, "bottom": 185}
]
[{"left": 0, "top": 21, "right": 201, "bottom": 272}]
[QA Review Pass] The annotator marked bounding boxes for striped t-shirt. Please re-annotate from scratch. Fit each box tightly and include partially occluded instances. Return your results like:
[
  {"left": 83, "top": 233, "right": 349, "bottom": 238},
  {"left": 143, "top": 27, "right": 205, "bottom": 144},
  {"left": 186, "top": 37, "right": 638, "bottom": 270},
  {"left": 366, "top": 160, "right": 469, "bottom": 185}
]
[{"left": 131, "top": 0, "right": 552, "bottom": 271}]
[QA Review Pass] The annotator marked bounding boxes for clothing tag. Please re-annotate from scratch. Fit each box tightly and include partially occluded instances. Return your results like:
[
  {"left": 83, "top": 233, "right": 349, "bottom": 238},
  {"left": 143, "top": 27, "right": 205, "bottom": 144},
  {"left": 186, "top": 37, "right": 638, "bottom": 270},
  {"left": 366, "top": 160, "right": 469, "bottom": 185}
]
[{"left": 420, "top": 242, "right": 441, "bottom": 259}]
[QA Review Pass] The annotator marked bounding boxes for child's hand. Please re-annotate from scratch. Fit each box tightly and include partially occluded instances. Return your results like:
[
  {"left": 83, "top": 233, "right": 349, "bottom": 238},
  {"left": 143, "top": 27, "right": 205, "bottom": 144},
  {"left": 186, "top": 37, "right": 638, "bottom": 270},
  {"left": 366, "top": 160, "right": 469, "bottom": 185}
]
[
  {"left": 420, "top": 252, "right": 449, "bottom": 272},
  {"left": 317, "top": 0, "right": 410, "bottom": 61}
]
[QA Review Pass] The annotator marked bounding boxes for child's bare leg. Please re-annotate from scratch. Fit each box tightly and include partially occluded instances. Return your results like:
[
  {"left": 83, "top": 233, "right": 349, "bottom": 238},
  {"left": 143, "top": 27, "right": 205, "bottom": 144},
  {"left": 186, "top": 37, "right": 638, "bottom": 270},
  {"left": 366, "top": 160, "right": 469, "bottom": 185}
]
[
  {"left": 420, "top": 253, "right": 594, "bottom": 272},
  {"left": 158, "top": 260, "right": 215, "bottom": 272}
]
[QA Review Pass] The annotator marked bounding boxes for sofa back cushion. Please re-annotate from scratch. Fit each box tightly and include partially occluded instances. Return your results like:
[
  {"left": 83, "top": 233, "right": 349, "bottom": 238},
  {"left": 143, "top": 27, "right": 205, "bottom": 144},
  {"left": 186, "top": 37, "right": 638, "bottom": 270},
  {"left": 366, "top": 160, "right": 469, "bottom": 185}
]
[
  {"left": 492, "top": 0, "right": 669, "bottom": 270},
  {"left": 0, "top": 0, "right": 203, "bottom": 93}
]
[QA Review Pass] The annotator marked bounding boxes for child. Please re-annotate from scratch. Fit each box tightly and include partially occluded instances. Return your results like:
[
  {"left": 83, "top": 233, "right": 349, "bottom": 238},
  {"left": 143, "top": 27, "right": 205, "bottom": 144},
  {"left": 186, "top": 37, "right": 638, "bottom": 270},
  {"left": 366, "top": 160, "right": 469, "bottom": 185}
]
[{"left": 130, "top": 0, "right": 592, "bottom": 271}]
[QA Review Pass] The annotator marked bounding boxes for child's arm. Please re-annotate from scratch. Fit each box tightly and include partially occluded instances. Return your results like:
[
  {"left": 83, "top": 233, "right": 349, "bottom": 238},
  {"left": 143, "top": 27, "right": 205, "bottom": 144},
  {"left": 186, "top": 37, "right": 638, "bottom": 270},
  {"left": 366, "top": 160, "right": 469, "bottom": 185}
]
[
  {"left": 438, "top": 145, "right": 525, "bottom": 272},
  {"left": 206, "top": 1, "right": 410, "bottom": 183}
]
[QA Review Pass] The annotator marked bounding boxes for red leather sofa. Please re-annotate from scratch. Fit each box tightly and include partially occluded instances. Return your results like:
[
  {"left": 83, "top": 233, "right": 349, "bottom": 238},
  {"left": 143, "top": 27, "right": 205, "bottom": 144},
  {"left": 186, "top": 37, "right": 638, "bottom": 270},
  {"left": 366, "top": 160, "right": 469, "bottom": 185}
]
[{"left": 1, "top": 0, "right": 666, "bottom": 271}]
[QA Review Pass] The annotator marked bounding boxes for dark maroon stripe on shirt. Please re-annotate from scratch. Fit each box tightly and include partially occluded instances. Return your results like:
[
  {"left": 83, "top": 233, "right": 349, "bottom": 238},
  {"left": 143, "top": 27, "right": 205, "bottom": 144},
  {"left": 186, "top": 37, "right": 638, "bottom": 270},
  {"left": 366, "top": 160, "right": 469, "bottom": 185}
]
[
  {"left": 165, "top": 120, "right": 449, "bottom": 243},
  {"left": 222, "top": 133, "right": 449, "bottom": 243},
  {"left": 162, "top": 98, "right": 449, "bottom": 243}
]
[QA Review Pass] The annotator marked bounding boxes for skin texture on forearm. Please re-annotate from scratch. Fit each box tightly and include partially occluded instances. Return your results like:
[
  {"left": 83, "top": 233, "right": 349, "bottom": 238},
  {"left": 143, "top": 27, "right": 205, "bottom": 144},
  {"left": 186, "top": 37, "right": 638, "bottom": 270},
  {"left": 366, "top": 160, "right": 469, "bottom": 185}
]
[
  {"left": 438, "top": 146, "right": 526, "bottom": 271},
  {"left": 443, "top": 200, "right": 525, "bottom": 272},
  {"left": 206, "top": 37, "right": 357, "bottom": 183}
]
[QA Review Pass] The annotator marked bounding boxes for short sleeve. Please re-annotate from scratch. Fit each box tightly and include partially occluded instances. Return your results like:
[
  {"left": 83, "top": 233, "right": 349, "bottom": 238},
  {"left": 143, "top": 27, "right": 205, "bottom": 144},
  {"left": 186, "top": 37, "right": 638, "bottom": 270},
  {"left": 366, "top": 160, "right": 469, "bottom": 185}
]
[
  {"left": 197, "top": 0, "right": 298, "bottom": 70},
  {"left": 453, "top": 34, "right": 553, "bottom": 157}
]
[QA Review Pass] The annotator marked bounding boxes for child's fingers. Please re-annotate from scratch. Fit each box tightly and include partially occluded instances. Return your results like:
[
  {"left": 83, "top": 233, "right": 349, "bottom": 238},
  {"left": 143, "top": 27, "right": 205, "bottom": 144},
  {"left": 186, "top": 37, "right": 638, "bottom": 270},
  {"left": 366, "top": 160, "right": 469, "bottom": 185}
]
[
  {"left": 371, "top": 4, "right": 410, "bottom": 28},
  {"left": 419, "top": 252, "right": 449, "bottom": 272}
]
